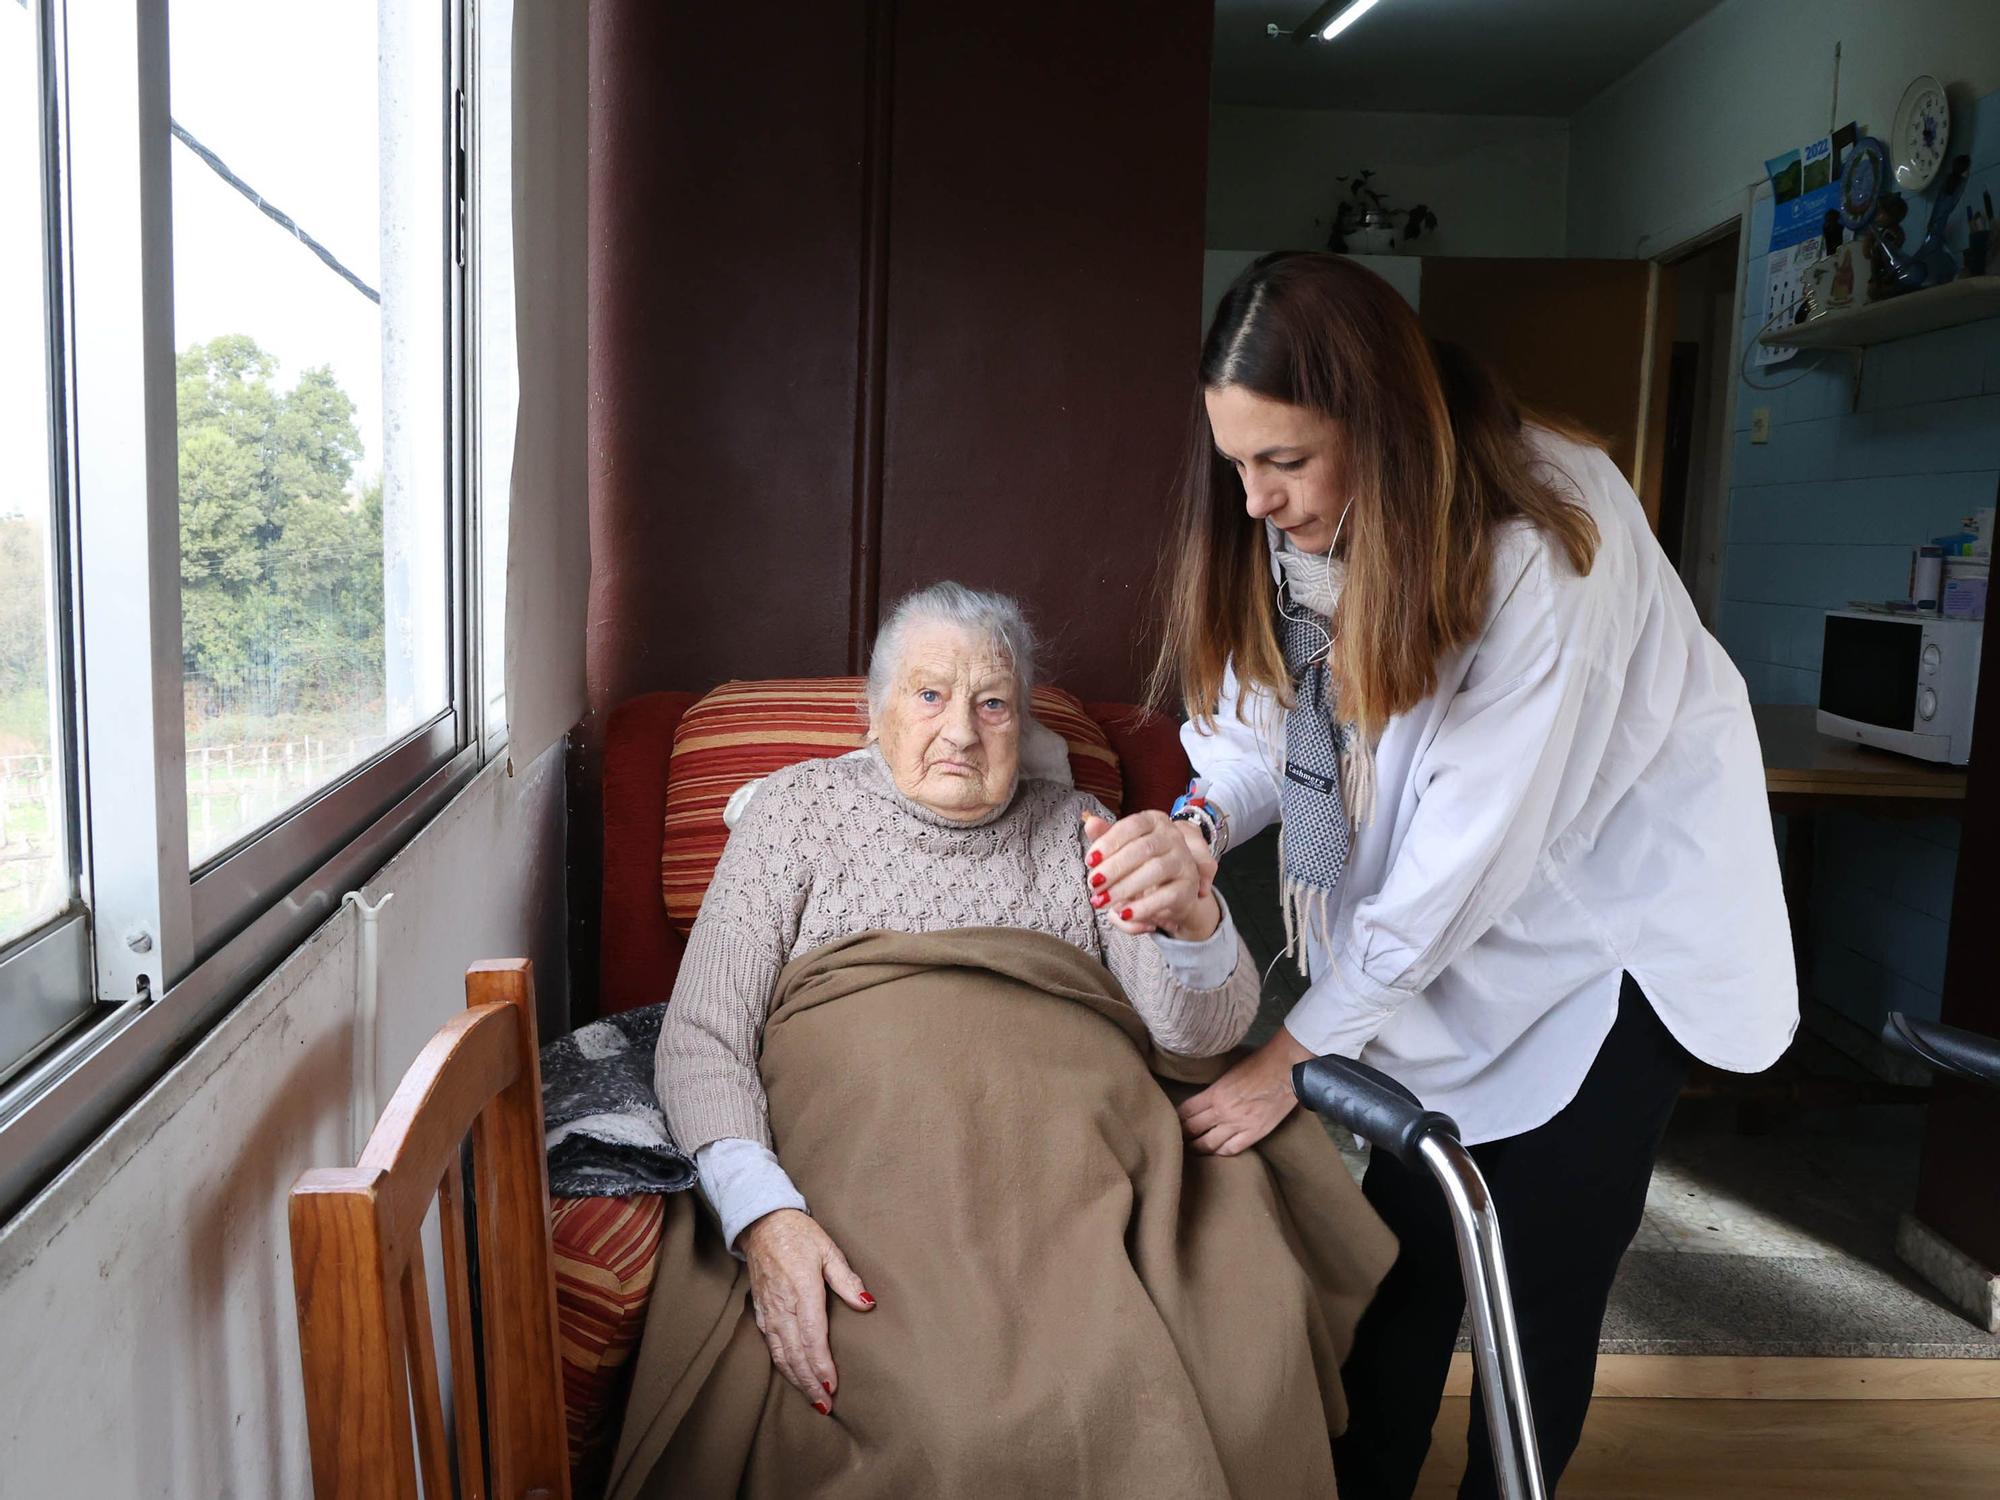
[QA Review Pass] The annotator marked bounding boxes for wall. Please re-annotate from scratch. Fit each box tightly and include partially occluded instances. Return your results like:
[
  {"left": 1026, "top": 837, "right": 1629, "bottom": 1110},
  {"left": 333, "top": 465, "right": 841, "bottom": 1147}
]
[
  {"left": 0, "top": 744, "right": 568, "bottom": 1496},
  {"left": 872, "top": 6, "right": 1211, "bottom": 681},
  {"left": 1716, "top": 89, "right": 2000, "bottom": 1044},
  {"left": 585, "top": 0, "right": 1210, "bottom": 708},
  {"left": 1567, "top": 0, "right": 2000, "bottom": 258},
  {"left": 1201, "top": 249, "right": 1421, "bottom": 329},
  {"left": 1206, "top": 105, "right": 1569, "bottom": 257}
]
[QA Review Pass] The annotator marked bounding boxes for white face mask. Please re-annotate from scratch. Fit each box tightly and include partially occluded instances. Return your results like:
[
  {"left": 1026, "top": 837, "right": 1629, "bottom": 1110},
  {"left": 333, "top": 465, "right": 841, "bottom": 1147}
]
[{"left": 1271, "top": 497, "right": 1351, "bottom": 626}]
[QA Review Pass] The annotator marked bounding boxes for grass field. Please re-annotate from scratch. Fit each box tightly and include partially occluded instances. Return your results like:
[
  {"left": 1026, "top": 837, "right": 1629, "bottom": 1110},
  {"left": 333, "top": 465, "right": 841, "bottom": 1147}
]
[{"left": 1, "top": 700, "right": 388, "bottom": 942}]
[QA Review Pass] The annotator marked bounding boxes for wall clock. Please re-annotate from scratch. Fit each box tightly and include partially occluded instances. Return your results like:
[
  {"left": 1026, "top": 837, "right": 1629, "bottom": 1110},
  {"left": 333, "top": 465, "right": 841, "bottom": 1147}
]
[{"left": 1891, "top": 74, "right": 1950, "bottom": 193}]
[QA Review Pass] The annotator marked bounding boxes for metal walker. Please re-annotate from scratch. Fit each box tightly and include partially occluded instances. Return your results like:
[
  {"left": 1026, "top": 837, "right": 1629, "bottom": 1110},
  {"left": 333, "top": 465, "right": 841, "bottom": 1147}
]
[
  {"left": 1293, "top": 1014, "right": 2000, "bottom": 1500},
  {"left": 1293, "top": 1053, "right": 1548, "bottom": 1500}
]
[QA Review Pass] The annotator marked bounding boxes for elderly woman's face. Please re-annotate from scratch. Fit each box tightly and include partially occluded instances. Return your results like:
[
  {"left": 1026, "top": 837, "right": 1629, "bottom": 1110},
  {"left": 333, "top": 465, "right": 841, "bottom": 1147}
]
[{"left": 871, "top": 622, "right": 1022, "bottom": 822}]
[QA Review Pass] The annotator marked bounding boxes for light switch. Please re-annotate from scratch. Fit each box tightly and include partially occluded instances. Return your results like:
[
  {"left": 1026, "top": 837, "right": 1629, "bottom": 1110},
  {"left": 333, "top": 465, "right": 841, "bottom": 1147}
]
[{"left": 1749, "top": 407, "right": 1771, "bottom": 444}]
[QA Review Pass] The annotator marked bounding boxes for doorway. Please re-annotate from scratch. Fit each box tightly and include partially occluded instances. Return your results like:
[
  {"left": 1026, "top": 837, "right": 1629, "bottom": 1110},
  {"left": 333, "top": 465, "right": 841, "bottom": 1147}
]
[{"left": 1657, "top": 225, "right": 1744, "bottom": 628}]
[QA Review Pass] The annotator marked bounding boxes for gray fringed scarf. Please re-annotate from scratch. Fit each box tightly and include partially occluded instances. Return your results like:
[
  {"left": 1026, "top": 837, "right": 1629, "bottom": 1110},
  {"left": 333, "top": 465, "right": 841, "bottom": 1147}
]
[{"left": 1271, "top": 530, "right": 1376, "bottom": 973}]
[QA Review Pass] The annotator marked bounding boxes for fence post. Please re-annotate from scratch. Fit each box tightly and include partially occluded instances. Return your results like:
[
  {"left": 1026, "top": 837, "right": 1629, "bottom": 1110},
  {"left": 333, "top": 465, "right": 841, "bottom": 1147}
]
[{"left": 198, "top": 746, "right": 212, "bottom": 850}]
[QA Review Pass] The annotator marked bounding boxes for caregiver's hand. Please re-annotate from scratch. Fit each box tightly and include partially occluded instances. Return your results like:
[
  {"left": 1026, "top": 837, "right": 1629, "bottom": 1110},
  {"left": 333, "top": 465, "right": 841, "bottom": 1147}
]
[
  {"left": 1082, "top": 810, "right": 1220, "bottom": 940},
  {"left": 1179, "top": 1027, "right": 1314, "bottom": 1156},
  {"left": 739, "top": 1208, "right": 876, "bottom": 1415}
]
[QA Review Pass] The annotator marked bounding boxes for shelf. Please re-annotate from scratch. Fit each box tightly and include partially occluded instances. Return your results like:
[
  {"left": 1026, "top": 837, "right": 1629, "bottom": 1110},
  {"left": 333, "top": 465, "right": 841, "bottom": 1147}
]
[{"left": 1760, "top": 274, "right": 2000, "bottom": 350}]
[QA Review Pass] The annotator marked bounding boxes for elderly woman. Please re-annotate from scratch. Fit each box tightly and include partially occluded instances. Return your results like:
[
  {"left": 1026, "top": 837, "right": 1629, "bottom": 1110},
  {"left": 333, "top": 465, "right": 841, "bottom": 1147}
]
[{"left": 612, "top": 584, "right": 1393, "bottom": 1500}]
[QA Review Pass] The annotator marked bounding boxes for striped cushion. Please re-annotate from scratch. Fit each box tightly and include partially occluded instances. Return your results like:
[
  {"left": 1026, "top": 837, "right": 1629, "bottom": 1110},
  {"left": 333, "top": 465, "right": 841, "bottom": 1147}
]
[
  {"left": 551, "top": 1193, "right": 666, "bottom": 1496},
  {"left": 662, "top": 677, "right": 1123, "bottom": 935}
]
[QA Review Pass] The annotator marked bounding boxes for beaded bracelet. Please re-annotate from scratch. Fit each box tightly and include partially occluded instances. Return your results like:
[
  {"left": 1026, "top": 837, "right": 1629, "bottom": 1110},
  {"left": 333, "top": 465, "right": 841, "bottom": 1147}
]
[{"left": 1168, "top": 782, "right": 1229, "bottom": 858}]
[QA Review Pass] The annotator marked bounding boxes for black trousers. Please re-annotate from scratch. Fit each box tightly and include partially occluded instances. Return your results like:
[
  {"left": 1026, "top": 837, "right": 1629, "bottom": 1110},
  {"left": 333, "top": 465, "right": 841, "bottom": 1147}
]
[{"left": 1331, "top": 975, "right": 1691, "bottom": 1499}]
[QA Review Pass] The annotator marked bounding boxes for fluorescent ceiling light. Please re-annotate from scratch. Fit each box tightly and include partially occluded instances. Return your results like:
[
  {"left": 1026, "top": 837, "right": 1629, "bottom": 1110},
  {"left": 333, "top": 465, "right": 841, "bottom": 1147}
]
[
  {"left": 1318, "top": 0, "right": 1384, "bottom": 41},
  {"left": 1281, "top": 0, "right": 1387, "bottom": 44}
]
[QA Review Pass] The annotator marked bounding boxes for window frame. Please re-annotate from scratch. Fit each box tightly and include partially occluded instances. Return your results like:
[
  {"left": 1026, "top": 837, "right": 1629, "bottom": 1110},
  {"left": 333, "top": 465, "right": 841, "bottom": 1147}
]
[
  {"left": 0, "top": 0, "right": 495, "bottom": 1219},
  {"left": 0, "top": 0, "right": 91, "bottom": 1087}
]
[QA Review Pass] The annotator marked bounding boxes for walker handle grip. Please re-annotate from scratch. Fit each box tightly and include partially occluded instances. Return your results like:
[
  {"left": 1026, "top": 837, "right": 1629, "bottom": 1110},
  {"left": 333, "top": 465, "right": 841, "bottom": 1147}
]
[
  {"left": 1292, "top": 1054, "right": 1462, "bottom": 1169},
  {"left": 1882, "top": 1013, "right": 2000, "bottom": 1090}
]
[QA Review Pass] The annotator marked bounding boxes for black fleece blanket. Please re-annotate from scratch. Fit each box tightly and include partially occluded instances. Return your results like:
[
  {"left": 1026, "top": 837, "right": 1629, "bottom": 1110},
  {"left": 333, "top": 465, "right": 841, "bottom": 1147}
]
[{"left": 539, "top": 1002, "right": 697, "bottom": 1197}]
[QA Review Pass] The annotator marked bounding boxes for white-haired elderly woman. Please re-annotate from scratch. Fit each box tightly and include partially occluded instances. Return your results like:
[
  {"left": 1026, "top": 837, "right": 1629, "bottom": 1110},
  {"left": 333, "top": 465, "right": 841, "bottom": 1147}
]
[{"left": 629, "top": 583, "right": 1391, "bottom": 1500}]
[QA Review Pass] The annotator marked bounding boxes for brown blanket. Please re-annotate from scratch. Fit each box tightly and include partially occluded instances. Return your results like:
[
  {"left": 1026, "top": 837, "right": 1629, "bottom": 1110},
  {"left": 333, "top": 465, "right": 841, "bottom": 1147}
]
[{"left": 607, "top": 928, "right": 1396, "bottom": 1500}]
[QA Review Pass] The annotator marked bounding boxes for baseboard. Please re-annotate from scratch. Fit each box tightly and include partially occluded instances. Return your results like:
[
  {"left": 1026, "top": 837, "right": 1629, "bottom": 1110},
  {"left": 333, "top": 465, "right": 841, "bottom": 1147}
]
[
  {"left": 1443, "top": 1351, "right": 2000, "bottom": 1400},
  {"left": 1896, "top": 1212, "right": 2000, "bottom": 1334}
]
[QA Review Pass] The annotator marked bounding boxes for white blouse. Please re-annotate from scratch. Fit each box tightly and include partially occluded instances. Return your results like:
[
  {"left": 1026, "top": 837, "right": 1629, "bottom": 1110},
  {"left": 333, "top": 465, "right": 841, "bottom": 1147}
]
[{"left": 1187, "top": 428, "right": 1797, "bottom": 1145}]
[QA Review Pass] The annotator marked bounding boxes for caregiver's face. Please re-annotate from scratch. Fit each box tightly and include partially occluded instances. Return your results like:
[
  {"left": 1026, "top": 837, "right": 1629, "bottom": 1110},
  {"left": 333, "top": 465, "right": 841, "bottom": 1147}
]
[
  {"left": 1205, "top": 384, "right": 1351, "bottom": 555},
  {"left": 871, "top": 622, "right": 1021, "bottom": 823}
]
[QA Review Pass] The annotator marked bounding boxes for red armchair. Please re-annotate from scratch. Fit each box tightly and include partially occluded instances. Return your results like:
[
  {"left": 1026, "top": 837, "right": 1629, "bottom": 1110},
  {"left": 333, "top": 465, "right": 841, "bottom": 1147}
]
[{"left": 555, "top": 684, "right": 1190, "bottom": 1493}]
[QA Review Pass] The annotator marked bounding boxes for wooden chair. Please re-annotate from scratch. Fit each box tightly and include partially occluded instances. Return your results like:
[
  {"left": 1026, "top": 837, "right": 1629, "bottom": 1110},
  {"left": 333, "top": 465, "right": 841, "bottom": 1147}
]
[{"left": 289, "top": 960, "right": 571, "bottom": 1499}]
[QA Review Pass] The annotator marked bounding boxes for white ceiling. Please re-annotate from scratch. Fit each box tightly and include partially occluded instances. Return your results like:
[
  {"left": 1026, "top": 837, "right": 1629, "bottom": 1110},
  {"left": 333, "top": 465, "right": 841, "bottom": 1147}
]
[{"left": 1211, "top": 0, "right": 1730, "bottom": 115}]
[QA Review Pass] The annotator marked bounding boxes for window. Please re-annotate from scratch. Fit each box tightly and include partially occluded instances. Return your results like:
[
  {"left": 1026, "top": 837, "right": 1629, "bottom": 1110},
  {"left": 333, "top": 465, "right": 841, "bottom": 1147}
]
[
  {"left": 0, "top": 3, "right": 66, "bottom": 952},
  {"left": 169, "top": 0, "right": 451, "bottom": 866},
  {"left": 0, "top": 0, "right": 492, "bottom": 1215},
  {"left": 0, "top": 0, "right": 88, "bottom": 1085}
]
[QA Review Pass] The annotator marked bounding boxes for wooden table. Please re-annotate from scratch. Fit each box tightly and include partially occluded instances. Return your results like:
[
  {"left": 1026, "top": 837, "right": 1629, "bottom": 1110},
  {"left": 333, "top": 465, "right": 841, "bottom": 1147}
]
[
  {"left": 1755, "top": 703, "right": 1969, "bottom": 813},
  {"left": 1737, "top": 705, "right": 1969, "bottom": 1109}
]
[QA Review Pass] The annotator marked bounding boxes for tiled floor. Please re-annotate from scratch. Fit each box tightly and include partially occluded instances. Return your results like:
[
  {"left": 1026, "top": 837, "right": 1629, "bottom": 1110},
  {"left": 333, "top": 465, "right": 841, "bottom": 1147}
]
[{"left": 1602, "top": 1101, "right": 1999, "bottom": 1357}]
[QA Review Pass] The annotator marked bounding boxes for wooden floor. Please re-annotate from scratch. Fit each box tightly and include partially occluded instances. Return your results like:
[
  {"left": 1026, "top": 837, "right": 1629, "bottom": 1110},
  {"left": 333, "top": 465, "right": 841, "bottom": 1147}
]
[{"left": 1415, "top": 1393, "right": 2000, "bottom": 1497}]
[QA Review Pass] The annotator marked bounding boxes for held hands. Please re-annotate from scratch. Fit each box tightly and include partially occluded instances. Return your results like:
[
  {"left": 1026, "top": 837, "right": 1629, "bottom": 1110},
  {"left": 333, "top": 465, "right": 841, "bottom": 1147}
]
[
  {"left": 738, "top": 1208, "right": 876, "bottom": 1415},
  {"left": 1081, "top": 810, "right": 1221, "bottom": 941},
  {"left": 1177, "top": 1027, "right": 1313, "bottom": 1156}
]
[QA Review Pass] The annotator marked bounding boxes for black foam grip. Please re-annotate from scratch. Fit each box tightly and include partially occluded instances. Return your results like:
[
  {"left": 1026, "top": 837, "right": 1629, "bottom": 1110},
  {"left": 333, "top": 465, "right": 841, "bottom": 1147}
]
[
  {"left": 1292, "top": 1054, "right": 1460, "bottom": 1168},
  {"left": 1882, "top": 1013, "right": 2000, "bottom": 1089}
]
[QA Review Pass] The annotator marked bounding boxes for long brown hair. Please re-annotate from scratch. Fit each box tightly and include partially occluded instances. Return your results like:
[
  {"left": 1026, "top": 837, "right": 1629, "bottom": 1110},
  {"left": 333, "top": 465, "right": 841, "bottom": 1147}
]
[{"left": 1153, "top": 251, "right": 1599, "bottom": 740}]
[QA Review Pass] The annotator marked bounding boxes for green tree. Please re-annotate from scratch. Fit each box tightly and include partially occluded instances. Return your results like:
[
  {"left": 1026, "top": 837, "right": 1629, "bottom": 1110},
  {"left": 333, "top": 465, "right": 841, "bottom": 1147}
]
[
  {"left": 0, "top": 515, "right": 50, "bottom": 742},
  {"left": 176, "top": 335, "right": 383, "bottom": 726}
]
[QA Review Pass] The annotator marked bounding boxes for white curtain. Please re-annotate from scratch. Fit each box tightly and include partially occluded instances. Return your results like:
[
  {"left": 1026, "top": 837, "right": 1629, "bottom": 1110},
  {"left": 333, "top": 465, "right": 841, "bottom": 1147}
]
[{"left": 486, "top": 0, "right": 589, "bottom": 766}]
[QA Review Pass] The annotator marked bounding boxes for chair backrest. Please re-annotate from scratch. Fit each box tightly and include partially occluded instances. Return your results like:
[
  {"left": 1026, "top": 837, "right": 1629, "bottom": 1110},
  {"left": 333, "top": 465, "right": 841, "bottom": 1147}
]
[{"left": 290, "top": 961, "right": 569, "bottom": 1500}]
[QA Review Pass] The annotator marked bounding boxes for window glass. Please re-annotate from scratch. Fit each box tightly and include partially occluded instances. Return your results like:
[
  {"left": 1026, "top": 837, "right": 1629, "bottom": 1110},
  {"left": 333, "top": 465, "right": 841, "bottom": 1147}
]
[
  {"left": 169, "top": 0, "right": 449, "bottom": 865},
  {"left": 0, "top": 0, "right": 69, "bottom": 947}
]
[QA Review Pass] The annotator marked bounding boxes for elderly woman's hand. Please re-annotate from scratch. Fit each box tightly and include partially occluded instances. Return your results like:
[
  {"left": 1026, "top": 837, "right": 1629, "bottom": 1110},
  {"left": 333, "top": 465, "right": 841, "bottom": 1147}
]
[
  {"left": 739, "top": 1208, "right": 876, "bottom": 1414},
  {"left": 1081, "top": 811, "right": 1220, "bottom": 940}
]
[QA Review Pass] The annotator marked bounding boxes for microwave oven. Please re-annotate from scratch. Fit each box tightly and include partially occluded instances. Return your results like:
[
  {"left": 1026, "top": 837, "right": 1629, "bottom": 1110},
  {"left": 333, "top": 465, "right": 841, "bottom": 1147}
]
[{"left": 1816, "top": 610, "right": 1983, "bottom": 764}]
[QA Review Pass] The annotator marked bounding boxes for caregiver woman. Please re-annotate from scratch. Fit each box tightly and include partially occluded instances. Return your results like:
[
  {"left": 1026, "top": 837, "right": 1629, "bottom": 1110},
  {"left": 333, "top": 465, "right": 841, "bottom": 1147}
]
[{"left": 1089, "top": 251, "right": 1797, "bottom": 1499}]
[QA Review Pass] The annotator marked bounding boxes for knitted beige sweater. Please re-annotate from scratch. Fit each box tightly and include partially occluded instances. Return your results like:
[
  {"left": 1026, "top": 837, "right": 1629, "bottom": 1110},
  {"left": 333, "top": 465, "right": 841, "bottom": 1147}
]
[{"left": 655, "top": 746, "right": 1259, "bottom": 1154}]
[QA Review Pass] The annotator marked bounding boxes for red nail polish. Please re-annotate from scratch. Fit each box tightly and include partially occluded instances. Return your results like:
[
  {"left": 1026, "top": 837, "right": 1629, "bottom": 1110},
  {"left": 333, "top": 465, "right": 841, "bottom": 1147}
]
[
  {"left": 1091, "top": 892, "right": 1109, "bottom": 909},
  {"left": 860, "top": 1291, "right": 876, "bottom": 1307},
  {"left": 1090, "top": 872, "right": 1106, "bottom": 887},
  {"left": 1120, "top": 908, "right": 1134, "bottom": 921},
  {"left": 815, "top": 1401, "right": 830, "bottom": 1415},
  {"left": 822, "top": 1381, "right": 833, "bottom": 1394},
  {"left": 1088, "top": 850, "right": 1103, "bottom": 867}
]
